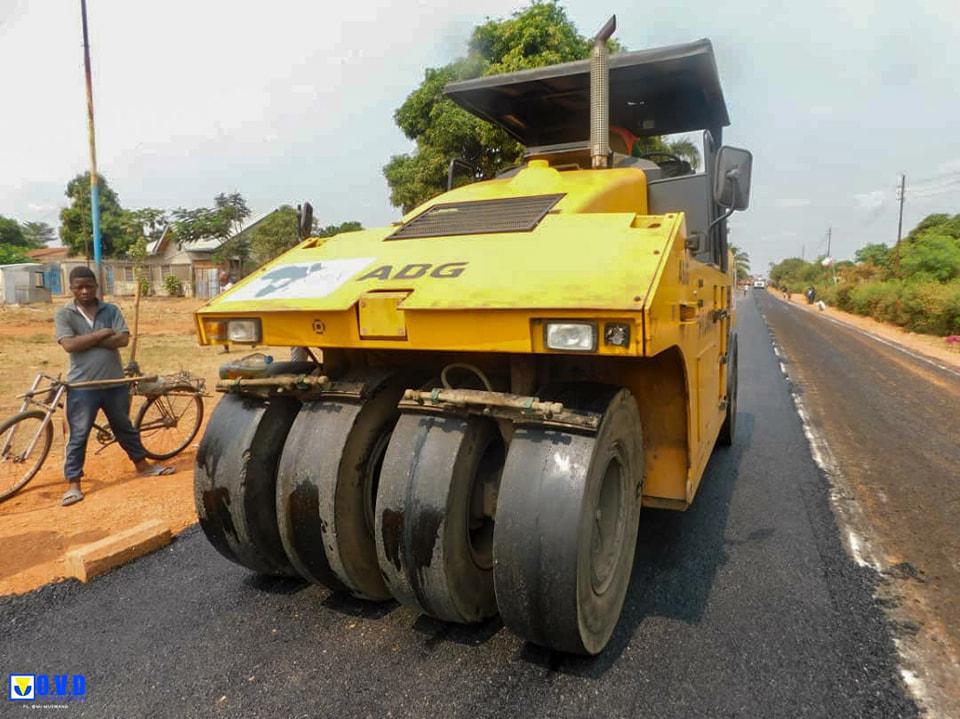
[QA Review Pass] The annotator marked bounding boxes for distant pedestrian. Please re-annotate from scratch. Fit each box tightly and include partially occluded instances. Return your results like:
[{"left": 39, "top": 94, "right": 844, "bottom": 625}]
[{"left": 805, "top": 286, "right": 816, "bottom": 305}]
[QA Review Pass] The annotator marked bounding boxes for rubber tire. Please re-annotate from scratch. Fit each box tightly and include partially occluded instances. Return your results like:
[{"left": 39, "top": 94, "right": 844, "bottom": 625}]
[
  {"left": 375, "top": 413, "right": 502, "bottom": 623},
  {"left": 718, "top": 333, "right": 738, "bottom": 447},
  {"left": 194, "top": 393, "right": 300, "bottom": 576},
  {"left": 276, "top": 370, "right": 407, "bottom": 599},
  {"left": 0, "top": 410, "right": 54, "bottom": 503},
  {"left": 135, "top": 388, "right": 204, "bottom": 460},
  {"left": 494, "top": 386, "right": 644, "bottom": 655}
]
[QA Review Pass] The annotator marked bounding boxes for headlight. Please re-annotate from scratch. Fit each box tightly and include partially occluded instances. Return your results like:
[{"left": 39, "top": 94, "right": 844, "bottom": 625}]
[
  {"left": 227, "top": 319, "right": 261, "bottom": 343},
  {"left": 545, "top": 322, "right": 596, "bottom": 352}
]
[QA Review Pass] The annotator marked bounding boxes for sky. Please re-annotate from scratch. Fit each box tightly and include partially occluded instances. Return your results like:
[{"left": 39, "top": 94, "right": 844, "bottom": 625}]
[{"left": 1, "top": 0, "right": 959, "bottom": 273}]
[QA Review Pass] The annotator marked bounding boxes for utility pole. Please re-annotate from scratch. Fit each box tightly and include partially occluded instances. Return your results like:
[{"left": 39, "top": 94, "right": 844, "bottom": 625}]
[
  {"left": 801, "top": 244, "right": 805, "bottom": 261},
  {"left": 827, "top": 226, "right": 837, "bottom": 284},
  {"left": 80, "top": 0, "right": 103, "bottom": 292},
  {"left": 894, "top": 174, "right": 906, "bottom": 276}
]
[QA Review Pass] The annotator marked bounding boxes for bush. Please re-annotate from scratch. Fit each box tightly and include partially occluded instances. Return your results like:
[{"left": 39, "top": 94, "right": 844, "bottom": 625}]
[
  {"left": 137, "top": 276, "right": 151, "bottom": 297},
  {"left": 836, "top": 280, "right": 960, "bottom": 335},
  {"left": 163, "top": 275, "right": 184, "bottom": 297}
]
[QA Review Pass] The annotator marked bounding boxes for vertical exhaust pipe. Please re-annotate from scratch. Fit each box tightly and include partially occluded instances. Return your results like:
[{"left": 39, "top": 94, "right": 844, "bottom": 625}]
[{"left": 590, "top": 15, "right": 617, "bottom": 169}]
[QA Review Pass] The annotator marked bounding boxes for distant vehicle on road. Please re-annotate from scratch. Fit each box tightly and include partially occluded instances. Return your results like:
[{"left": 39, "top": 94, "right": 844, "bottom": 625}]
[{"left": 753, "top": 279, "right": 766, "bottom": 289}]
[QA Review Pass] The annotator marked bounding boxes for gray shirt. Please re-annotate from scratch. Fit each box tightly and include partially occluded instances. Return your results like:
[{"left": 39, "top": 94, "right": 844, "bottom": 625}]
[{"left": 54, "top": 301, "right": 129, "bottom": 383}]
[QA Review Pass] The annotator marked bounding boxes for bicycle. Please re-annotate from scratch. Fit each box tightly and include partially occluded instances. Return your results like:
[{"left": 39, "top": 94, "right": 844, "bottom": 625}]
[{"left": 0, "top": 370, "right": 206, "bottom": 503}]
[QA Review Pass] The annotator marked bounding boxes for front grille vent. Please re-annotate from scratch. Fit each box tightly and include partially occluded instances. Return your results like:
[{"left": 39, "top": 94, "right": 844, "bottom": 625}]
[{"left": 386, "top": 194, "right": 564, "bottom": 240}]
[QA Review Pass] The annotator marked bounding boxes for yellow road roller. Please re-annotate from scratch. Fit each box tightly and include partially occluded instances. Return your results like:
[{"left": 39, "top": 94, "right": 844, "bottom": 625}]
[{"left": 193, "top": 17, "right": 752, "bottom": 655}]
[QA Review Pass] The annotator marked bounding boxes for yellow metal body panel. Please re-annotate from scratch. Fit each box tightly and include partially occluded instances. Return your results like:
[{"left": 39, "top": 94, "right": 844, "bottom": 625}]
[
  {"left": 358, "top": 292, "right": 409, "bottom": 339},
  {"left": 195, "top": 160, "right": 735, "bottom": 510}
]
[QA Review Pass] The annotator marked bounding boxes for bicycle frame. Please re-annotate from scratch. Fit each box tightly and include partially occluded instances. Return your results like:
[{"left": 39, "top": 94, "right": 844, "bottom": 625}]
[{"left": 2, "top": 373, "right": 66, "bottom": 461}]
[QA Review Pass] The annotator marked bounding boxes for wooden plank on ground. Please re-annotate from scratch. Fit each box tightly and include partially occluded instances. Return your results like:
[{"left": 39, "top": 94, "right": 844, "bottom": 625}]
[{"left": 64, "top": 520, "right": 172, "bottom": 582}]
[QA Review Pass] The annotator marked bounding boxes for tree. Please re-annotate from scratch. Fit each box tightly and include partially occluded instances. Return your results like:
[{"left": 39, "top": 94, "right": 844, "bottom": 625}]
[
  {"left": 316, "top": 220, "right": 363, "bottom": 238},
  {"left": 19, "top": 221, "right": 55, "bottom": 247},
  {"left": 729, "top": 244, "right": 751, "bottom": 280},
  {"left": 854, "top": 243, "right": 891, "bottom": 268},
  {"left": 175, "top": 192, "right": 253, "bottom": 271},
  {"left": 249, "top": 206, "right": 300, "bottom": 265},
  {"left": 0, "top": 215, "right": 29, "bottom": 247},
  {"left": 59, "top": 173, "right": 132, "bottom": 257},
  {"left": 0, "top": 244, "right": 29, "bottom": 264},
  {"left": 249, "top": 210, "right": 365, "bottom": 265},
  {"left": 214, "top": 192, "right": 250, "bottom": 239},
  {"left": 124, "top": 208, "right": 167, "bottom": 244},
  {"left": 769, "top": 257, "right": 822, "bottom": 290},
  {"left": 899, "top": 234, "right": 960, "bottom": 283},
  {"left": 386, "top": 2, "right": 704, "bottom": 212},
  {"left": 906, "top": 213, "right": 960, "bottom": 242}
]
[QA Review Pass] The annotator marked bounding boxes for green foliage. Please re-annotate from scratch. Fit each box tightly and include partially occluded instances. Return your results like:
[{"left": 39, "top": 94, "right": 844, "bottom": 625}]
[
  {"left": 0, "top": 244, "right": 29, "bottom": 264},
  {"left": 174, "top": 192, "right": 252, "bottom": 272},
  {"left": 214, "top": 192, "right": 250, "bottom": 238},
  {"left": 771, "top": 213, "right": 960, "bottom": 336},
  {"left": 906, "top": 213, "right": 960, "bottom": 242},
  {"left": 729, "top": 244, "right": 751, "bottom": 281},
  {"left": 0, "top": 215, "right": 29, "bottom": 248},
  {"left": 854, "top": 243, "right": 890, "bottom": 269},
  {"left": 384, "top": 1, "right": 630, "bottom": 212},
  {"left": 171, "top": 206, "right": 231, "bottom": 244},
  {"left": 316, "top": 221, "right": 363, "bottom": 238},
  {"left": 248, "top": 210, "right": 365, "bottom": 266},
  {"left": 768, "top": 257, "right": 827, "bottom": 292},
  {"left": 898, "top": 234, "right": 960, "bottom": 282},
  {"left": 249, "top": 206, "right": 300, "bottom": 265},
  {"left": 829, "top": 280, "right": 960, "bottom": 336},
  {"left": 163, "top": 274, "right": 184, "bottom": 297},
  {"left": 19, "top": 221, "right": 54, "bottom": 247},
  {"left": 138, "top": 276, "right": 151, "bottom": 297},
  {"left": 59, "top": 173, "right": 132, "bottom": 257}
]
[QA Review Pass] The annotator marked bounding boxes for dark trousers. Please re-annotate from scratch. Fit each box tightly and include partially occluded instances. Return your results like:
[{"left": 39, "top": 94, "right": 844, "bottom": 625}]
[{"left": 64, "top": 386, "right": 147, "bottom": 481}]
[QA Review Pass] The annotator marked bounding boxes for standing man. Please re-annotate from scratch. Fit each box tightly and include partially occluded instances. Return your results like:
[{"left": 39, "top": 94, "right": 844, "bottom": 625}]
[{"left": 54, "top": 266, "right": 173, "bottom": 507}]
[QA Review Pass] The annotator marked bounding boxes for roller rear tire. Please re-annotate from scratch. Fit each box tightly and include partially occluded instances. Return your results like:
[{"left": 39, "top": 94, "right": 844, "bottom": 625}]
[
  {"left": 277, "top": 370, "right": 408, "bottom": 599},
  {"left": 494, "top": 386, "right": 644, "bottom": 654},
  {"left": 194, "top": 394, "right": 300, "bottom": 576},
  {"left": 375, "top": 413, "right": 503, "bottom": 623}
]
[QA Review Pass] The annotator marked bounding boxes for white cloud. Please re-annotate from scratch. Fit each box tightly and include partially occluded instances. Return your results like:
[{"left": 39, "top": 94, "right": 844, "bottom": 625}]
[{"left": 854, "top": 190, "right": 887, "bottom": 211}]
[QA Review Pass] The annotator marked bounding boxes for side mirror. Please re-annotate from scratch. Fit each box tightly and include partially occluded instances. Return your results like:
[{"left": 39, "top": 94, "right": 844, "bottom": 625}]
[
  {"left": 714, "top": 146, "right": 752, "bottom": 211},
  {"left": 297, "top": 202, "right": 314, "bottom": 240}
]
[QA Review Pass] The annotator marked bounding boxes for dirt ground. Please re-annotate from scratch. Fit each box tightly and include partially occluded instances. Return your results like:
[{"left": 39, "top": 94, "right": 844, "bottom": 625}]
[{"left": 0, "top": 296, "right": 286, "bottom": 596}]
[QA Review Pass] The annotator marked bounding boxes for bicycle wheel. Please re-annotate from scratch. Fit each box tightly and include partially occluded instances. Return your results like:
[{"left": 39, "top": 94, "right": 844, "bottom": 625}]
[
  {"left": 0, "top": 410, "right": 54, "bottom": 503},
  {"left": 135, "top": 389, "right": 204, "bottom": 460}
]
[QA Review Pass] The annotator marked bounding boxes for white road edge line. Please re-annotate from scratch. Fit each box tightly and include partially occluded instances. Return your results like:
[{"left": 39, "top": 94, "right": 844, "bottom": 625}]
[
  {"left": 778, "top": 298, "right": 960, "bottom": 380},
  {"left": 763, "top": 318, "right": 935, "bottom": 715}
]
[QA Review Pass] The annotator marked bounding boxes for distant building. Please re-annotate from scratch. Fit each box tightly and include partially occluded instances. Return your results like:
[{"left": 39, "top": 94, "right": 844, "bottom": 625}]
[
  {"left": 0, "top": 263, "right": 51, "bottom": 305},
  {"left": 26, "top": 209, "right": 284, "bottom": 299}
]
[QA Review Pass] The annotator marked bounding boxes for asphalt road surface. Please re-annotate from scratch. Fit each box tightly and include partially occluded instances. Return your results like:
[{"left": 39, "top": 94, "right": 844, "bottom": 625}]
[
  {"left": 2, "top": 297, "right": 918, "bottom": 718},
  {"left": 759, "top": 290, "right": 960, "bottom": 714}
]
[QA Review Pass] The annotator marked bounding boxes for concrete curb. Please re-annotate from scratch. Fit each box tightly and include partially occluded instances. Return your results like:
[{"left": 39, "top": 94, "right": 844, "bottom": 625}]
[{"left": 64, "top": 520, "right": 172, "bottom": 582}]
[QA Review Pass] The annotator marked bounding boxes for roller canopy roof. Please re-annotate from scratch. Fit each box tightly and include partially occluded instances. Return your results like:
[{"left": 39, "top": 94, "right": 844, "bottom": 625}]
[{"left": 444, "top": 39, "right": 729, "bottom": 147}]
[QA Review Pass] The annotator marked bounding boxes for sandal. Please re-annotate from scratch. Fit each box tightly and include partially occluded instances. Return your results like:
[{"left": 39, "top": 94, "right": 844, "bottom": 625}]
[
  {"left": 61, "top": 487, "right": 85, "bottom": 506},
  {"left": 137, "top": 465, "right": 175, "bottom": 477}
]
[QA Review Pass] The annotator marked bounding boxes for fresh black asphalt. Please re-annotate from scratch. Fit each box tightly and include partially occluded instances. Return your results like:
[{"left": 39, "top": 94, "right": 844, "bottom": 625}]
[{"left": 0, "top": 295, "right": 917, "bottom": 718}]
